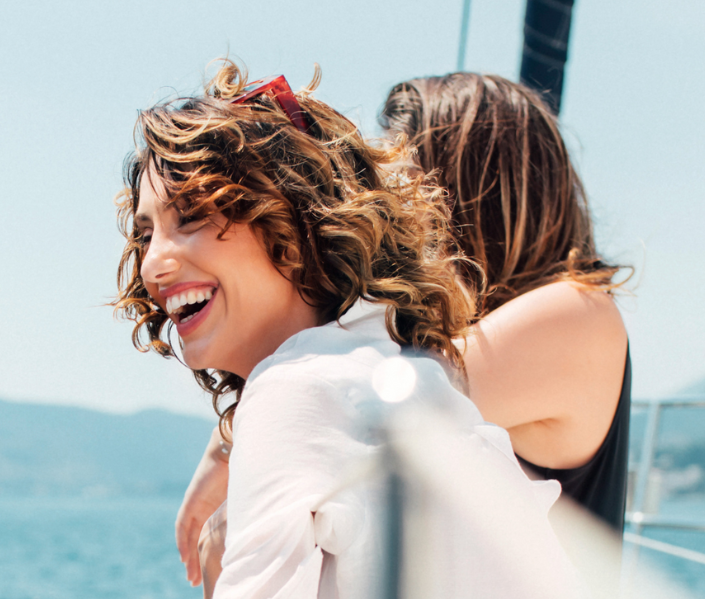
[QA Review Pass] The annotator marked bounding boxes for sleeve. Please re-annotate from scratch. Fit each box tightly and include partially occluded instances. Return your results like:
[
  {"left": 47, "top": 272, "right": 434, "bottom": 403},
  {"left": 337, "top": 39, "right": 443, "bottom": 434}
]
[{"left": 212, "top": 366, "right": 367, "bottom": 599}]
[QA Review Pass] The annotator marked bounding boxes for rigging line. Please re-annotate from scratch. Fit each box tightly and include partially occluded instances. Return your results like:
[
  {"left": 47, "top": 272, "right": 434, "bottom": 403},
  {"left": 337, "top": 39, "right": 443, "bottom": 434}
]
[
  {"left": 624, "top": 532, "right": 705, "bottom": 566},
  {"left": 456, "top": 0, "right": 472, "bottom": 72}
]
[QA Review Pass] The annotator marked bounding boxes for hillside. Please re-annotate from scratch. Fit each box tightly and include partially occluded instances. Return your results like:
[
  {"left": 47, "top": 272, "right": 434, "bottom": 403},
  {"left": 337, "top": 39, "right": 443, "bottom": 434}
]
[
  {"left": 0, "top": 400, "right": 215, "bottom": 497},
  {"left": 678, "top": 376, "right": 705, "bottom": 396},
  {"left": 2, "top": 395, "right": 703, "bottom": 500}
]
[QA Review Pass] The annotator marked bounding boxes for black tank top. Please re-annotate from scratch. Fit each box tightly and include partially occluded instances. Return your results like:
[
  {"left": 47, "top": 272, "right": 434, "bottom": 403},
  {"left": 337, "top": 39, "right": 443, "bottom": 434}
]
[{"left": 516, "top": 346, "right": 632, "bottom": 532}]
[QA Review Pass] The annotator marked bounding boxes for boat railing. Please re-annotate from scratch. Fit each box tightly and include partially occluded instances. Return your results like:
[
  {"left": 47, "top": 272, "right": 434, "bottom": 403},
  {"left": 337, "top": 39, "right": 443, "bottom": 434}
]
[
  {"left": 624, "top": 396, "right": 705, "bottom": 586},
  {"left": 324, "top": 393, "right": 703, "bottom": 598}
]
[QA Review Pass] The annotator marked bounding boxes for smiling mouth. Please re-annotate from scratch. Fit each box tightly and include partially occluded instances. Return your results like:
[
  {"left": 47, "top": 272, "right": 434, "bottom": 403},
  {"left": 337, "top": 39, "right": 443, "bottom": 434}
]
[{"left": 166, "top": 287, "right": 216, "bottom": 324}]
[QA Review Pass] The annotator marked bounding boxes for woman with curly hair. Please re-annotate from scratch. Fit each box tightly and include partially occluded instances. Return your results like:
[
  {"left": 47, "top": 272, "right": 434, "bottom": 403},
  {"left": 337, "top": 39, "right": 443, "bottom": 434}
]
[
  {"left": 379, "top": 73, "right": 631, "bottom": 532},
  {"left": 115, "top": 62, "right": 581, "bottom": 598}
]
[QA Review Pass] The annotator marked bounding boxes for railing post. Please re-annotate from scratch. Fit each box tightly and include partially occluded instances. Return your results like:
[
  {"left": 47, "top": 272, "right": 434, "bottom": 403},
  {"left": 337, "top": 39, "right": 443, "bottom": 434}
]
[
  {"left": 624, "top": 400, "right": 662, "bottom": 583},
  {"left": 632, "top": 401, "right": 662, "bottom": 516}
]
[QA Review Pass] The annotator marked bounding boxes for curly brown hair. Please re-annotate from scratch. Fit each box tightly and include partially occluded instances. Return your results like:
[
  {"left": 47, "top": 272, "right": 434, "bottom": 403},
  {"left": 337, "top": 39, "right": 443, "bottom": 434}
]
[
  {"left": 114, "top": 61, "right": 475, "bottom": 428},
  {"left": 380, "top": 72, "right": 629, "bottom": 315}
]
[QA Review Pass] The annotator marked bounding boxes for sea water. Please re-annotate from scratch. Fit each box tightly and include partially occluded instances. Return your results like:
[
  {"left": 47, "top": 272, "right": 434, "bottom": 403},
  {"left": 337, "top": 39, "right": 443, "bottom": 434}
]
[
  {"left": 1, "top": 495, "right": 703, "bottom": 598},
  {"left": 632, "top": 526, "right": 705, "bottom": 596},
  {"left": 0, "top": 496, "right": 200, "bottom": 599},
  {"left": 625, "top": 500, "right": 705, "bottom": 597}
]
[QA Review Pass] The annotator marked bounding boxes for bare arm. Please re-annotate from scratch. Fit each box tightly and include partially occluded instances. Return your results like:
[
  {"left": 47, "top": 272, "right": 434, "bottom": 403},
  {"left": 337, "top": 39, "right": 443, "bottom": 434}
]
[
  {"left": 199, "top": 501, "right": 228, "bottom": 599},
  {"left": 462, "top": 281, "right": 628, "bottom": 469},
  {"left": 176, "top": 426, "right": 231, "bottom": 586}
]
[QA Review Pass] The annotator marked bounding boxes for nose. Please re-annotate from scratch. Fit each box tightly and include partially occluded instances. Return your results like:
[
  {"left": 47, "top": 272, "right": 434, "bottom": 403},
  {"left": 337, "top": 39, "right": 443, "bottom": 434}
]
[{"left": 140, "top": 228, "right": 180, "bottom": 285}]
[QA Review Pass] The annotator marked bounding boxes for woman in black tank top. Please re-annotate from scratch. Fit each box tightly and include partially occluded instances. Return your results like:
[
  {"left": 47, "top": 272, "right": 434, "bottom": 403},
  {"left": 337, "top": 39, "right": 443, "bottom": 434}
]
[{"left": 380, "top": 73, "right": 632, "bottom": 531}]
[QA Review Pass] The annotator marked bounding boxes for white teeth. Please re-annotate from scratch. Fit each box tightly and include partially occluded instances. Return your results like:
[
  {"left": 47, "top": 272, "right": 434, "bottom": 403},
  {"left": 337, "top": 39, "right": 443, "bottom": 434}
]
[
  {"left": 165, "top": 287, "right": 216, "bottom": 316},
  {"left": 181, "top": 313, "right": 196, "bottom": 324}
]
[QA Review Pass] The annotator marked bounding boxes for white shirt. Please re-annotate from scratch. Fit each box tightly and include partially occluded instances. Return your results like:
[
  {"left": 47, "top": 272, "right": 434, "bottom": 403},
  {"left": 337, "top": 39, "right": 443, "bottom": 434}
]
[{"left": 213, "top": 302, "right": 584, "bottom": 599}]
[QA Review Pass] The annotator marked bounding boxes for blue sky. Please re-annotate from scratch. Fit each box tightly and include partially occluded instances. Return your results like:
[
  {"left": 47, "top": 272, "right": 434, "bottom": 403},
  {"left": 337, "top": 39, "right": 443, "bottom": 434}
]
[{"left": 1, "top": 0, "right": 703, "bottom": 417}]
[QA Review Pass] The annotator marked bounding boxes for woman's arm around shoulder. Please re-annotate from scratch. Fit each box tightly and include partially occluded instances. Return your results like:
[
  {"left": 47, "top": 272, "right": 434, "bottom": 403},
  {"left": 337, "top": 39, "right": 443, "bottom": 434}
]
[
  {"left": 176, "top": 426, "right": 231, "bottom": 587},
  {"left": 461, "top": 280, "right": 628, "bottom": 469}
]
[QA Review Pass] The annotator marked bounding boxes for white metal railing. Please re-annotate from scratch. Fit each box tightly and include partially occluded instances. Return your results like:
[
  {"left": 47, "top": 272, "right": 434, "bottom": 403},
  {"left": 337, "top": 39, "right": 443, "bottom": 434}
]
[
  {"left": 624, "top": 532, "right": 705, "bottom": 566},
  {"left": 625, "top": 396, "right": 705, "bottom": 580}
]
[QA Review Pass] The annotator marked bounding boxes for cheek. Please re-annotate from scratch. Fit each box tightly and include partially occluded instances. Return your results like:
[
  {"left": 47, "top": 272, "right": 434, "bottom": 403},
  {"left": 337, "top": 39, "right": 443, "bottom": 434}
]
[{"left": 144, "top": 281, "right": 165, "bottom": 310}]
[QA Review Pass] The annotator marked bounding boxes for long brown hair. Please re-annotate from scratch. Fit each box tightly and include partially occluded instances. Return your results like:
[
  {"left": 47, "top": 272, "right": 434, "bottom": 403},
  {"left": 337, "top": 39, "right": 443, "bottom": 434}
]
[
  {"left": 380, "top": 72, "right": 626, "bottom": 315},
  {"left": 114, "top": 61, "right": 474, "bottom": 428}
]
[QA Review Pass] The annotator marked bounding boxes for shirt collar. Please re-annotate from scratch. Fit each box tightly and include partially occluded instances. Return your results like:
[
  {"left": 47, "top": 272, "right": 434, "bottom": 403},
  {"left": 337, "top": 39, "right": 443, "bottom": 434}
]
[{"left": 334, "top": 299, "right": 391, "bottom": 341}]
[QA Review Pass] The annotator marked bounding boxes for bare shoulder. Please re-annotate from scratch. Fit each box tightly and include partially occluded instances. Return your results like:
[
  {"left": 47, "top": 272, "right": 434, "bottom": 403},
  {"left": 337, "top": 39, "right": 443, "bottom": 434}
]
[
  {"left": 472, "top": 281, "right": 627, "bottom": 380},
  {"left": 484, "top": 280, "right": 625, "bottom": 338},
  {"left": 464, "top": 281, "right": 628, "bottom": 469}
]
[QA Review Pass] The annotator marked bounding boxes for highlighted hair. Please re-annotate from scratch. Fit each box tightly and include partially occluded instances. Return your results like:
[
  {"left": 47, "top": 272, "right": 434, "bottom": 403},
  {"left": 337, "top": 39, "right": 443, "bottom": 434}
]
[
  {"left": 115, "top": 60, "right": 475, "bottom": 427},
  {"left": 380, "top": 72, "right": 630, "bottom": 315}
]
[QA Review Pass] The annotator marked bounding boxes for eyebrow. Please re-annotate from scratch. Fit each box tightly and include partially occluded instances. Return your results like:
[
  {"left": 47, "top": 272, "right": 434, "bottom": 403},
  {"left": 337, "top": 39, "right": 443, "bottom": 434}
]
[{"left": 134, "top": 213, "right": 153, "bottom": 228}]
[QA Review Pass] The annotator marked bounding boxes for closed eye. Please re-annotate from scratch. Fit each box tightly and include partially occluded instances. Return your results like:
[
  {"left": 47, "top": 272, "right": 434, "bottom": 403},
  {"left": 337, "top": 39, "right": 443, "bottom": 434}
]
[
  {"left": 138, "top": 229, "right": 153, "bottom": 246},
  {"left": 134, "top": 213, "right": 154, "bottom": 247},
  {"left": 178, "top": 213, "right": 208, "bottom": 232},
  {"left": 178, "top": 214, "right": 199, "bottom": 226}
]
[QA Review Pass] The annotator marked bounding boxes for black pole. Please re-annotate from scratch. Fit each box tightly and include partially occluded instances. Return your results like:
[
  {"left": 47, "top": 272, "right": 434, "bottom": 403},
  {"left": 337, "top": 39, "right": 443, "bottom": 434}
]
[
  {"left": 519, "top": 0, "right": 575, "bottom": 114},
  {"left": 382, "top": 449, "right": 404, "bottom": 599}
]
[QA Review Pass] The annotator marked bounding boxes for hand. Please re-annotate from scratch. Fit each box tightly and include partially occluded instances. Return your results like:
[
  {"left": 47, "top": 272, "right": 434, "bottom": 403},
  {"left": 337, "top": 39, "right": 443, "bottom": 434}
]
[
  {"left": 176, "top": 426, "right": 231, "bottom": 586},
  {"left": 199, "top": 501, "right": 228, "bottom": 599}
]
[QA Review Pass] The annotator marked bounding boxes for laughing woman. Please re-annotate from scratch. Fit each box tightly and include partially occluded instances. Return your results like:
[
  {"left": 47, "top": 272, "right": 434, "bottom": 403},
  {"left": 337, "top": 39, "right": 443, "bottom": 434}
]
[{"left": 114, "top": 62, "right": 580, "bottom": 598}]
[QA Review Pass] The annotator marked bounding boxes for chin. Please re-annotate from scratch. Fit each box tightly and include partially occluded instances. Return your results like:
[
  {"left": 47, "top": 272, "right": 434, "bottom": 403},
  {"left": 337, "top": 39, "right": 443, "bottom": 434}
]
[
  {"left": 182, "top": 345, "right": 240, "bottom": 377},
  {"left": 181, "top": 344, "right": 216, "bottom": 372}
]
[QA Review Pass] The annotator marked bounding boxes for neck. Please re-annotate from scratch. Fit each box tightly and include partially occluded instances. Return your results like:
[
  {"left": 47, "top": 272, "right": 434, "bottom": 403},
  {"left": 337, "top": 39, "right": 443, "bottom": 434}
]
[{"left": 232, "top": 293, "right": 320, "bottom": 379}]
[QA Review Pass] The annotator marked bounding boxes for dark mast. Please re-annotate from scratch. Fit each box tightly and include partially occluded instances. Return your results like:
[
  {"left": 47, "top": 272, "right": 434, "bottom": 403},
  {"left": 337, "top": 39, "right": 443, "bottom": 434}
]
[{"left": 520, "top": 0, "right": 575, "bottom": 114}]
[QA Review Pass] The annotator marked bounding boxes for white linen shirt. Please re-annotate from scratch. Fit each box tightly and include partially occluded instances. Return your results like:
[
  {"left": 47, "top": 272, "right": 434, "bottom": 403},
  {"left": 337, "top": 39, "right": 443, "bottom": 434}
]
[{"left": 212, "top": 302, "right": 583, "bottom": 599}]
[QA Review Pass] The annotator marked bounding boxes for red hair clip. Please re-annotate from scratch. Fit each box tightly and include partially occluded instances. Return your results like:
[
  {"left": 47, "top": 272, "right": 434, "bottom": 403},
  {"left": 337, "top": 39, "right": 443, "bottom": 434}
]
[{"left": 231, "top": 75, "right": 310, "bottom": 134}]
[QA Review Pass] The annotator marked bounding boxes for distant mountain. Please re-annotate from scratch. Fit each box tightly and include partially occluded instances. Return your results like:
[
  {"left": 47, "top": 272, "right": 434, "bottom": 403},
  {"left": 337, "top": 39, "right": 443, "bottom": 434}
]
[
  {"left": 0, "top": 400, "right": 215, "bottom": 497},
  {"left": 678, "top": 376, "right": 705, "bottom": 396}
]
